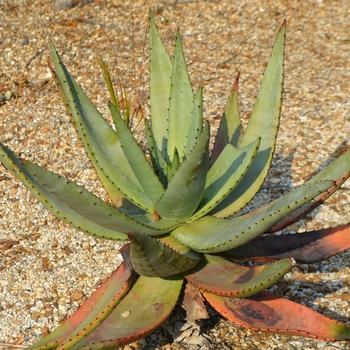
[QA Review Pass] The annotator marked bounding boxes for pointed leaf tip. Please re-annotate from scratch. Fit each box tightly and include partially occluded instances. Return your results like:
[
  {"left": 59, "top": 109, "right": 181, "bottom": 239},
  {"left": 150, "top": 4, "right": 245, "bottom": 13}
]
[
  {"left": 204, "top": 291, "right": 350, "bottom": 341},
  {"left": 186, "top": 255, "right": 294, "bottom": 297}
]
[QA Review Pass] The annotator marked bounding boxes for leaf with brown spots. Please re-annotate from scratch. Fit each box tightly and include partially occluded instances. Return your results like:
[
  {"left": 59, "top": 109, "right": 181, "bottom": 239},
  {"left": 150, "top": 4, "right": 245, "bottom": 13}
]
[
  {"left": 185, "top": 254, "right": 294, "bottom": 297},
  {"left": 204, "top": 291, "right": 350, "bottom": 341}
]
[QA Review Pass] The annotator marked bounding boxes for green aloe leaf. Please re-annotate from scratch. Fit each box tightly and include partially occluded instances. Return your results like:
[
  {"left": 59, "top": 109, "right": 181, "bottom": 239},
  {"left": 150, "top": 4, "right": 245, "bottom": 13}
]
[
  {"left": 172, "top": 180, "right": 335, "bottom": 253},
  {"left": 149, "top": 11, "right": 172, "bottom": 157},
  {"left": 185, "top": 254, "right": 294, "bottom": 297},
  {"left": 211, "top": 72, "right": 242, "bottom": 163},
  {"left": 262, "top": 148, "right": 350, "bottom": 233},
  {"left": 50, "top": 42, "right": 155, "bottom": 213},
  {"left": 128, "top": 213, "right": 182, "bottom": 233},
  {"left": 188, "top": 138, "right": 260, "bottom": 223},
  {"left": 167, "top": 147, "right": 181, "bottom": 182},
  {"left": 129, "top": 233, "right": 200, "bottom": 277},
  {"left": 157, "top": 234, "right": 200, "bottom": 256},
  {"left": 49, "top": 63, "right": 133, "bottom": 209},
  {"left": 27, "top": 246, "right": 132, "bottom": 350},
  {"left": 0, "top": 144, "right": 173, "bottom": 239},
  {"left": 71, "top": 275, "right": 183, "bottom": 349},
  {"left": 204, "top": 291, "right": 350, "bottom": 341},
  {"left": 167, "top": 29, "right": 195, "bottom": 163},
  {"left": 212, "top": 21, "right": 286, "bottom": 218},
  {"left": 109, "top": 103, "right": 165, "bottom": 203},
  {"left": 185, "top": 87, "right": 204, "bottom": 156},
  {"left": 156, "top": 122, "right": 210, "bottom": 221},
  {"left": 144, "top": 119, "right": 168, "bottom": 185}
]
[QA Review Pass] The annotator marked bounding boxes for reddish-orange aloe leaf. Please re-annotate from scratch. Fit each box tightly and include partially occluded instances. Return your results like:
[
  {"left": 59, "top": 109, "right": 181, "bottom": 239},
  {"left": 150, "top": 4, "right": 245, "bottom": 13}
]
[
  {"left": 71, "top": 275, "right": 183, "bottom": 349},
  {"left": 204, "top": 291, "right": 350, "bottom": 341},
  {"left": 222, "top": 224, "right": 350, "bottom": 263},
  {"left": 28, "top": 246, "right": 133, "bottom": 350},
  {"left": 184, "top": 254, "right": 294, "bottom": 297}
]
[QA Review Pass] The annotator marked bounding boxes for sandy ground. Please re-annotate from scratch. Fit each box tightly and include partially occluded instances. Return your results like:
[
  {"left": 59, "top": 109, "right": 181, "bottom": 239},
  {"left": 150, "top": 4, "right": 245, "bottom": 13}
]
[{"left": 1, "top": 0, "right": 350, "bottom": 349}]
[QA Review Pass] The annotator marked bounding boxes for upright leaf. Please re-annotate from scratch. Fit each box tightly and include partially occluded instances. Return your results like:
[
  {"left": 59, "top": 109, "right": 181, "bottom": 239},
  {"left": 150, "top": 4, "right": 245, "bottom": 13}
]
[
  {"left": 167, "top": 29, "right": 194, "bottom": 163},
  {"left": 185, "top": 87, "right": 204, "bottom": 156},
  {"left": 188, "top": 139, "right": 260, "bottom": 222},
  {"left": 156, "top": 123, "right": 210, "bottom": 221},
  {"left": 211, "top": 72, "right": 242, "bottom": 164},
  {"left": 49, "top": 63, "right": 132, "bottom": 209},
  {"left": 109, "top": 103, "right": 165, "bottom": 203},
  {"left": 149, "top": 11, "right": 172, "bottom": 156},
  {"left": 212, "top": 21, "right": 286, "bottom": 218},
  {"left": 50, "top": 42, "right": 155, "bottom": 213},
  {"left": 144, "top": 119, "right": 168, "bottom": 185}
]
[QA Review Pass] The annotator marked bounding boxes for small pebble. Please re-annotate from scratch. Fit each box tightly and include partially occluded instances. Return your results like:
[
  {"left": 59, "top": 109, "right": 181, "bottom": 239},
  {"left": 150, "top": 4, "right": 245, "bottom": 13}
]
[
  {"left": 21, "top": 37, "right": 29, "bottom": 46},
  {"left": 54, "top": 0, "right": 75, "bottom": 11}
]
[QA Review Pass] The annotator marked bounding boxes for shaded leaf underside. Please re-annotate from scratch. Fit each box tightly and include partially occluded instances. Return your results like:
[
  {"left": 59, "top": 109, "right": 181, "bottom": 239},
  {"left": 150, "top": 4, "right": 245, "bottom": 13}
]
[
  {"left": 222, "top": 224, "right": 350, "bottom": 263},
  {"left": 129, "top": 233, "right": 200, "bottom": 277}
]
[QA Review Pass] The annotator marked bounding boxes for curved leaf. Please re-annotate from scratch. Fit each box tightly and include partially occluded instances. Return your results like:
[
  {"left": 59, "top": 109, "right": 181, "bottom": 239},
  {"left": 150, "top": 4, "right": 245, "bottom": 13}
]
[
  {"left": 269, "top": 148, "right": 350, "bottom": 233},
  {"left": 49, "top": 63, "right": 134, "bottom": 209},
  {"left": 172, "top": 181, "right": 335, "bottom": 253},
  {"left": 50, "top": 42, "right": 154, "bottom": 213},
  {"left": 204, "top": 291, "right": 350, "bottom": 341},
  {"left": 0, "top": 145, "right": 172, "bottom": 239},
  {"left": 28, "top": 246, "right": 132, "bottom": 350},
  {"left": 223, "top": 224, "right": 350, "bottom": 263},
  {"left": 185, "top": 254, "right": 294, "bottom": 297},
  {"left": 72, "top": 276, "right": 183, "bottom": 349}
]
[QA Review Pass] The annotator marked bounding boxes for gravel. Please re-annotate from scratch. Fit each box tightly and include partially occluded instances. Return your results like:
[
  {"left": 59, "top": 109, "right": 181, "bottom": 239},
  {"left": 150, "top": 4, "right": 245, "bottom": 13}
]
[{"left": 1, "top": 0, "right": 350, "bottom": 349}]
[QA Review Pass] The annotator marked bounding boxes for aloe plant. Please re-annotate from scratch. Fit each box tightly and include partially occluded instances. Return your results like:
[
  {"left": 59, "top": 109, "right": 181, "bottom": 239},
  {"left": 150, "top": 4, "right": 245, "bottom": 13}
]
[{"left": 1, "top": 13, "right": 350, "bottom": 349}]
